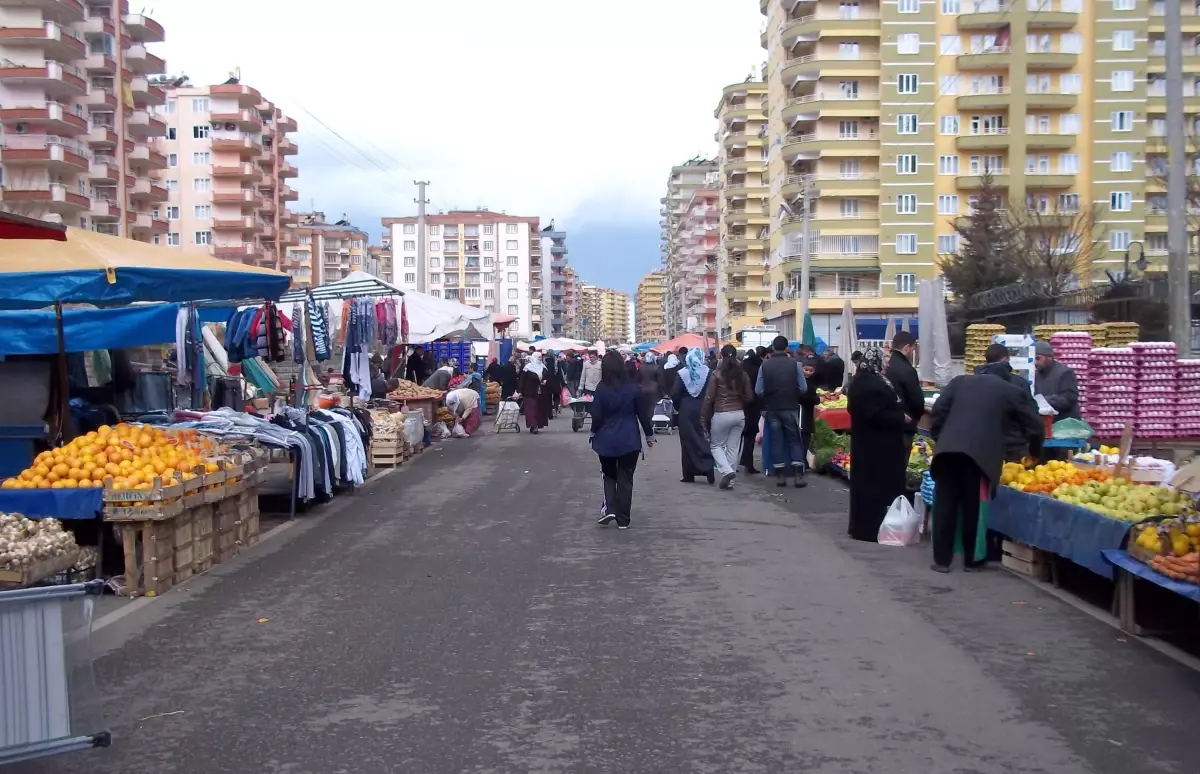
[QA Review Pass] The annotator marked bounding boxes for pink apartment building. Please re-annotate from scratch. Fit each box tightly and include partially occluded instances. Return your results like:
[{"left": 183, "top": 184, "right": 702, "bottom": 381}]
[{"left": 678, "top": 185, "right": 719, "bottom": 334}]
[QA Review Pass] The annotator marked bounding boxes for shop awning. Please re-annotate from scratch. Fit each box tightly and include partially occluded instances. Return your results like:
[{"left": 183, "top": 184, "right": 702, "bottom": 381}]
[
  {"left": 0, "top": 303, "right": 180, "bottom": 356},
  {"left": 0, "top": 227, "right": 291, "bottom": 310}
]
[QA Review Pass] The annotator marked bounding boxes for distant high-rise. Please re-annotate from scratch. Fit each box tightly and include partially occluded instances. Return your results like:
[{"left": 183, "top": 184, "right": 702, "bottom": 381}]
[
  {"left": 581, "top": 283, "right": 630, "bottom": 343},
  {"left": 636, "top": 269, "right": 667, "bottom": 342}
]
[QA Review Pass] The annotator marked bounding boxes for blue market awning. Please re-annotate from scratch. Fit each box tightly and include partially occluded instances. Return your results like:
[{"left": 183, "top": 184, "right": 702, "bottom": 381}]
[{"left": 0, "top": 303, "right": 180, "bottom": 356}]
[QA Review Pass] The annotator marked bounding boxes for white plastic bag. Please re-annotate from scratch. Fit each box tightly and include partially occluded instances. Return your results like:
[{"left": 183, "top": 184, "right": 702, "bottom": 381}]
[
  {"left": 878, "top": 496, "right": 922, "bottom": 546},
  {"left": 452, "top": 423, "right": 469, "bottom": 438}
]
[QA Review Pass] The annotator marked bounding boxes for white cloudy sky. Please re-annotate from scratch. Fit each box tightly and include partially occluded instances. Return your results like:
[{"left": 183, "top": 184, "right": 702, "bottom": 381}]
[{"left": 146, "top": 1, "right": 764, "bottom": 290}]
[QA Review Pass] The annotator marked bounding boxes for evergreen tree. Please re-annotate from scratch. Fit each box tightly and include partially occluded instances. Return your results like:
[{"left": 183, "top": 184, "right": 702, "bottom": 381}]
[{"left": 938, "top": 170, "right": 1021, "bottom": 307}]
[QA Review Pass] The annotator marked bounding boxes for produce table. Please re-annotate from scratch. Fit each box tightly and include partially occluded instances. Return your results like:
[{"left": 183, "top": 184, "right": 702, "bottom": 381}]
[
  {"left": 1103, "top": 549, "right": 1200, "bottom": 634},
  {"left": 988, "top": 487, "right": 1132, "bottom": 579},
  {"left": 814, "top": 407, "right": 849, "bottom": 431},
  {"left": 0, "top": 489, "right": 103, "bottom": 520}
]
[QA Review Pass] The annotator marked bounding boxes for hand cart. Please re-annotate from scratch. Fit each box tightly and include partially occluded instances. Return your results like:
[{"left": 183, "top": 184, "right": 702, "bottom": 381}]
[
  {"left": 493, "top": 399, "right": 522, "bottom": 433},
  {"left": 652, "top": 398, "right": 675, "bottom": 435},
  {"left": 568, "top": 395, "right": 593, "bottom": 433}
]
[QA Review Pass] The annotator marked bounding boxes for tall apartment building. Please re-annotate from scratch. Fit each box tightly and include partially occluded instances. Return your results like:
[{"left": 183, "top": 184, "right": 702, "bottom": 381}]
[
  {"left": 660, "top": 159, "right": 718, "bottom": 336},
  {"left": 562, "top": 265, "right": 582, "bottom": 338},
  {"left": 154, "top": 81, "right": 299, "bottom": 269},
  {"left": 636, "top": 269, "right": 668, "bottom": 342},
  {"left": 580, "top": 284, "right": 631, "bottom": 343},
  {"left": 369, "top": 240, "right": 393, "bottom": 284},
  {"left": 679, "top": 185, "right": 720, "bottom": 334},
  {"left": 0, "top": 3, "right": 167, "bottom": 236},
  {"left": 716, "top": 81, "right": 771, "bottom": 339},
  {"left": 540, "top": 224, "right": 570, "bottom": 336},
  {"left": 759, "top": 0, "right": 1156, "bottom": 337},
  {"left": 287, "top": 212, "right": 368, "bottom": 285},
  {"left": 383, "top": 210, "right": 540, "bottom": 338}
]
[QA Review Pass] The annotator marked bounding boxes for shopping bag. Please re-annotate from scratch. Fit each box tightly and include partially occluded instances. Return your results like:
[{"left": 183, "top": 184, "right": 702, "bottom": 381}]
[
  {"left": 878, "top": 496, "right": 922, "bottom": 546},
  {"left": 561, "top": 387, "right": 571, "bottom": 408}
]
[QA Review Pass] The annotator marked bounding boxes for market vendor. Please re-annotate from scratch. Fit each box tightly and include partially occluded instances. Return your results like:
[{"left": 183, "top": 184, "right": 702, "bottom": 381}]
[
  {"left": 422, "top": 360, "right": 454, "bottom": 391},
  {"left": 445, "top": 387, "right": 481, "bottom": 437},
  {"left": 975, "top": 343, "right": 1037, "bottom": 462},
  {"left": 885, "top": 331, "right": 924, "bottom": 452},
  {"left": 1033, "top": 340, "right": 1080, "bottom": 420}
]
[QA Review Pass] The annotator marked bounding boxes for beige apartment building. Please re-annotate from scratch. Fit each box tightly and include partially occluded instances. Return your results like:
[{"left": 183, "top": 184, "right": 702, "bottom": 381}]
[
  {"left": 154, "top": 81, "right": 299, "bottom": 270},
  {"left": 581, "top": 283, "right": 631, "bottom": 343},
  {"left": 0, "top": 2, "right": 167, "bottom": 236},
  {"left": 286, "top": 212, "right": 369, "bottom": 286},
  {"left": 636, "top": 269, "right": 668, "bottom": 342},
  {"left": 369, "top": 241, "right": 393, "bottom": 284}
]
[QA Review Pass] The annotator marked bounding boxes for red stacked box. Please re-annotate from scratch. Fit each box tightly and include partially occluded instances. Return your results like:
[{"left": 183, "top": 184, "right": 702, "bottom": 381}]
[
  {"left": 1051, "top": 332, "right": 1091, "bottom": 412},
  {"left": 1176, "top": 359, "right": 1200, "bottom": 436},
  {"left": 1132, "top": 342, "right": 1178, "bottom": 438},
  {"left": 1084, "top": 347, "right": 1136, "bottom": 436}
]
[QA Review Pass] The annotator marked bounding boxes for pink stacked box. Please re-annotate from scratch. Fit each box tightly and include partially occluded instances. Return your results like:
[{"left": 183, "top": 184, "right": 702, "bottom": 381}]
[
  {"left": 1132, "top": 342, "right": 1178, "bottom": 438},
  {"left": 1084, "top": 347, "right": 1136, "bottom": 435},
  {"left": 1176, "top": 359, "right": 1200, "bottom": 436},
  {"left": 1051, "top": 332, "right": 1091, "bottom": 412}
]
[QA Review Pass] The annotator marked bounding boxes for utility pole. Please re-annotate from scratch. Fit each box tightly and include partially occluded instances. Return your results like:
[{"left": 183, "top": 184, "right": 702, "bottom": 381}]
[
  {"left": 1166, "top": 0, "right": 1192, "bottom": 352},
  {"left": 414, "top": 181, "right": 430, "bottom": 294},
  {"left": 799, "top": 176, "right": 813, "bottom": 322},
  {"left": 113, "top": 0, "right": 126, "bottom": 238}
]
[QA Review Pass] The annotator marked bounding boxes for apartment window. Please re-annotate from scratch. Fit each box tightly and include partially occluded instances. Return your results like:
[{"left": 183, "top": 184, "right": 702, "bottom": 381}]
[
  {"left": 194, "top": 205, "right": 211, "bottom": 218},
  {"left": 166, "top": 206, "right": 179, "bottom": 220},
  {"left": 483, "top": 240, "right": 493, "bottom": 250},
  {"left": 896, "top": 234, "right": 918, "bottom": 254},
  {"left": 938, "top": 234, "right": 959, "bottom": 254},
  {"left": 429, "top": 273, "right": 441, "bottom": 284},
  {"left": 429, "top": 257, "right": 440, "bottom": 267},
  {"left": 483, "top": 256, "right": 495, "bottom": 266},
  {"left": 838, "top": 120, "right": 859, "bottom": 138},
  {"left": 1111, "top": 70, "right": 1134, "bottom": 92},
  {"left": 897, "top": 114, "right": 919, "bottom": 134},
  {"left": 1059, "top": 153, "right": 1080, "bottom": 173},
  {"left": 1110, "top": 231, "right": 1132, "bottom": 251},
  {"left": 194, "top": 231, "right": 211, "bottom": 246},
  {"left": 1113, "top": 0, "right": 1134, "bottom": 8},
  {"left": 428, "top": 225, "right": 440, "bottom": 234},
  {"left": 1059, "top": 193, "right": 1080, "bottom": 212},
  {"left": 940, "top": 115, "right": 960, "bottom": 135},
  {"left": 403, "top": 240, "right": 415, "bottom": 250},
  {"left": 1026, "top": 154, "right": 1051, "bottom": 173},
  {"left": 192, "top": 151, "right": 210, "bottom": 165},
  {"left": 192, "top": 125, "right": 209, "bottom": 139},
  {"left": 840, "top": 80, "right": 859, "bottom": 99},
  {"left": 152, "top": 235, "right": 160, "bottom": 245},
  {"left": 431, "top": 290, "right": 442, "bottom": 298},
  {"left": 1110, "top": 191, "right": 1133, "bottom": 211},
  {"left": 940, "top": 35, "right": 961, "bottom": 55},
  {"left": 1059, "top": 74, "right": 1082, "bottom": 94},
  {"left": 898, "top": 33, "right": 920, "bottom": 54},
  {"left": 403, "top": 256, "right": 415, "bottom": 267},
  {"left": 507, "top": 256, "right": 519, "bottom": 266},
  {"left": 1060, "top": 113, "right": 1081, "bottom": 133},
  {"left": 898, "top": 0, "right": 920, "bottom": 10},
  {"left": 508, "top": 288, "right": 519, "bottom": 299},
  {"left": 403, "top": 224, "right": 415, "bottom": 234},
  {"left": 191, "top": 98, "right": 209, "bottom": 112},
  {"left": 897, "top": 194, "right": 919, "bottom": 214},
  {"left": 839, "top": 41, "right": 860, "bottom": 59},
  {"left": 483, "top": 272, "right": 494, "bottom": 282},
  {"left": 841, "top": 198, "right": 860, "bottom": 217},
  {"left": 840, "top": 159, "right": 861, "bottom": 178},
  {"left": 897, "top": 74, "right": 919, "bottom": 94},
  {"left": 1111, "top": 111, "right": 1134, "bottom": 131},
  {"left": 1060, "top": 33, "right": 1082, "bottom": 53},
  {"left": 430, "top": 241, "right": 441, "bottom": 251},
  {"left": 896, "top": 154, "right": 919, "bottom": 174},
  {"left": 1112, "top": 30, "right": 1135, "bottom": 51},
  {"left": 937, "top": 194, "right": 959, "bottom": 215},
  {"left": 484, "top": 224, "right": 494, "bottom": 235},
  {"left": 167, "top": 153, "right": 178, "bottom": 167},
  {"left": 508, "top": 305, "right": 519, "bottom": 314},
  {"left": 506, "top": 224, "right": 518, "bottom": 234},
  {"left": 399, "top": 272, "right": 416, "bottom": 284},
  {"left": 1148, "top": 233, "right": 1169, "bottom": 252},
  {"left": 505, "top": 240, "right": 518, "bottom": 250},
  {"left": 942, "top": 0, "right": 960, "bottom": 10},
  {"left": 484, "top": 289, "right": 495, "bottom": 299},
  {"left": 193, "top": 178, "right": 210, "bottom": 192},
  {"left": 939, "top": 75, "right": 959, "bottom": 95},
  {"left": 163, "top": 100, "right": 176, "bottom": 114},
  {"left": 896, "top": 273, "right": 918, "bottom": 294},
  {"left": 938, "top": 155, "right": 959, "bottom": 175},
  {"left": 1111, "top": 151, "right": 1133, "bottom": 172},
  {"left": 167, "top": 233, "right": 180, "bottom": 246},
  {"left": 166, "top": 128, "right": 176, "bottom": 140},
  {"left": 507, "top": 272, "right": 519, "bottom": 282}
]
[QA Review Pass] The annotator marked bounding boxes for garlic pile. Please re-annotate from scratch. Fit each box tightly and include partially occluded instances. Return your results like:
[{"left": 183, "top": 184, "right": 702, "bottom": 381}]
[{"left": 0, "top": 513, "right": 77, "bottom": 569}]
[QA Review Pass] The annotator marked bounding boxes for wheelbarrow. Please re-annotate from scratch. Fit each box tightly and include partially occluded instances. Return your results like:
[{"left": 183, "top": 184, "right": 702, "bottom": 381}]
[{"left": 568, "top": 395, "right": 593, "bottom": 433}]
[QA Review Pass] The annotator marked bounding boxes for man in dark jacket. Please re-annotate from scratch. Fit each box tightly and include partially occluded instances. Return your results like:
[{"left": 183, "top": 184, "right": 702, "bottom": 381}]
[
  {"left": 975, "top": 343, "right": 1037, "bottom": 462},
  {"left": 1033, "top": 340, "right": 1080, "bottom": 420},
  {"left": 754, "top": 336, "right": 809, "bottom": 487},
  {"left": 821, "top": 349, "right": 847, "bottom": 391},
  {"left": 406, "top": 345, "right": 430, "bottom": 384},
  {"left": 799, "top": 356, "right": 822, "bottom": 473},
  {"left": 930, "top": 369, "right": 1044, "bottom": 573},
  {"left": 563, "top": 352, "right": 584, "bottom": 397},
  {"left": 885, "top": 331, "right": 924, "bottom": 451},
  {"left": 739, "top": 347, "right": 765, "bottom": 474}
]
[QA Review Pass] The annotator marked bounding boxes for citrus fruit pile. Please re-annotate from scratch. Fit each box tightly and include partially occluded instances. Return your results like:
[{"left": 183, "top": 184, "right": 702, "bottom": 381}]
[{"left": 1, "top": 423, "right": 222, "bottom": 491}]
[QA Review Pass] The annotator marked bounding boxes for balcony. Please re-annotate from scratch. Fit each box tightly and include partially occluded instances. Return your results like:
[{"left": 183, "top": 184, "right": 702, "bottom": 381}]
[
  {"left": 213, "top": 162, "right": 259, "bottom": 180},
  {"left": 787, "top": 174, "right": 881, "bottom": 198},
  {"left": 780, "top": 11, "right": 882, "bottom": 46},
  {"left": 214, "top": 190, "right": 259, "bottom": 209},
  {"left": 87, "top": 123, "right": 117, "bottom": 148},
  {"left": 721, "top": 155, "right": 767, "bottom": 173},
  {"left": 130, "top": 213, "right": 168, "bottom": 234},
  {"left": 956, "top": 129, "right": 1011, "bottom": 150},
  {"left": 279, "top": 138, "right": 298, "bottom": 155},
  {"left": 780, "top": 251, "right": 880, "bottom": 269},
  {"left": 782, "top": 130, "right": 880, "bottom": 160},
  {"left": 0, "top": 102, "right": 88, "bottom": 135},
  {"left": 957, "top": 46, "right": 1012, "bottom": 70},
  {"left": 123, "top": 13, "right": 165, "bottom": 43},
  {"left": 782, "top": 92, "right": 881, "bottom": 121},
  {"left": 89, "top": 154, "right": 117, "bottom": 183},
  {"left": 1028, "top": 0, "right": 1080, "bottom": 29},
  {"left": 781, "top": 53, "right": 881, "bottom": 83},
  {"left": 0, "top": 0, "right": 85, "bottom": 23},
  {"left": 0, "top": 22, "right": 86, "bottom": 61},
  {"left": 124, "top": 44, "right": 165, "bottom": 75},
  {"left": 84, "top": 84, "right": 116, "bottom": 110},
  {"left": 956, "top": 170, "right": 1011, "bottom": 188},
  {"left": 90, "top": 197, "right": 118, "bottom": 220},
  {"left": 126, "top": 111, "right": 166, "bottom": 139},
  {"left": 783, "top": 213, "right": 880, "bottom": 234},
  {"left": 278, "top": 114, "right": 297, "bottom": 133},
  {"left": 1024, "top": 172, "right": 1075, "bottom": 188},
  {"left": 279, "top": 162, "right": 298, "bottom": 178},
  {"left": 811, "top": 286, "right": 883, "bottom": 299},
  {"left": 84, "top": 52, "right": 115, "bottom": 75},
  {"left": 210, "top": 83, "right": 262, "bottom": 108},
  {"left": 955, "top": 88, "right": 1011, "bottom": 110},
  {"left": 127, "top": 142, "right": 167, "bottom": 169},
  {"left": 720, "top": 102, "right": 766, "bottom": 124},
  {"left": 723, "top": 235, "right": 767, "bottom": 251},
  {"left": 213, "top": 216, "right": 255, "bottom": 232},
  {"left": 1025, "top": 91, "right": 1078, "bottom": 110},
  {"left": 1026, "top": 133, "right": 1076, "bottom": 150},
  {"left": 128, "top": 77, "right": 166, "bottom": 106},
  {"left": 2, "top": 182, "right": 89, "bottom": 214},
  {"left": 212, "top": 135, "right": 261, "bottom": 157},
  {"left": 73, "top": 13, "right": 113, "bottom": 36},
  {"left": 725, "top": 288, "right": 770, "bottom": 301},
  {"left": 1027, "top": 50, "right": 1078, "bottom": 69},
  {"left": 957, "top": 0, "right": 1012, "bottom": 28},
  {"left": 128, "top": 178, "right": 168, "bottom": 202},
  {"left": 211, "top": 109, "right": 262, "bottom": 132},
  {"left": 724, "top": 208, "right": 770, "bottom": 226},
  {"left": 0, "top": 61, "right": 86, "bottom": 98},
  {"left": 214, "top": 243, "right": 258, "bottom": 260},
  {"left": 0, "top": 134, "right": 90, "bottom": 172},
  {"left": 1147, "top": 84, "right": 1200, "bottom": 113},
  {"left": 280, "top": 185, "right": 298, "bottom": 202}
]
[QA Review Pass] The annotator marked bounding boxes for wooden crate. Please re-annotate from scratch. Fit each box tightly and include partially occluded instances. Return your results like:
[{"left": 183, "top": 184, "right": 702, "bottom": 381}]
[
  {"left": 370, "top": 436, "right": 407, "bottom": 468},
  {"left": 212, "top": 496, "right": 241, "bottom": 563},
  {"left": 235, "top": 489, "right": 260, "bottom": 548},
  {"left": 191, "top": 503, "right": 215, "bottom": 573},
  {"left": 1001, "top": 540, "right": 1050, "bottom": 581},
  {"left": 103, "top": 476, "right": 185, "bottom": 522},
  {"left": 0, "top": 549, "right": 80, "bottom": 588},
  {"left": 119, "top": 520, "right": 175, "bottom": 597}
]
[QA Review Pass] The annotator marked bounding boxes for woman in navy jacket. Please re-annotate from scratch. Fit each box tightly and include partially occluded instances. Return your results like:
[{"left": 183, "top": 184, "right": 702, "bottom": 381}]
[{"left": 590, "top": 352, "right": 656, "bottom": 529}]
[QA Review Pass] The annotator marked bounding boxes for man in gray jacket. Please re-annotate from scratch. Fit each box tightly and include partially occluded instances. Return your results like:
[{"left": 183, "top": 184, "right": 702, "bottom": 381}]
[
  {"left": 580, "top": 351, "right": 603, "bottom": 395},
  {"left": 1033, "top": 340, "right": 1080, "bottom": 420}
]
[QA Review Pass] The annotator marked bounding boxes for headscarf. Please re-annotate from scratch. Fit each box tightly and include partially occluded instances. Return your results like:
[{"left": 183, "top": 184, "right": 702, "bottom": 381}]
[
  {"left": 679, "top": 347, "right": 710, "bottom": 398},
  {"left": 643, "top": 352, "right": 657, "bottom": 364},
  {"left": 524, "top": 352, "right": 545, "bottom": 377},
  {"left": 859, "top": 347, "right": 886, "bottom": 376},
  {"left": 664, "top": 353, "right": 680, "bottom": 370}
]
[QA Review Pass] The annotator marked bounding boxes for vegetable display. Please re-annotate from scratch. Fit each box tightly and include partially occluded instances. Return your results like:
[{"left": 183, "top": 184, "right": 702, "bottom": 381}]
[
  {"left": 1133, "top": 518, "right": 1200, "bottom": 583},
  {"left": 386, "top": 380, "right": 444, "bottom": 400},
  {"left": 1002, "top": 459, "right": 1191, "bottom": 523},
  {"left": 0, "top": 514, "right": 77, "bottom": 570}
]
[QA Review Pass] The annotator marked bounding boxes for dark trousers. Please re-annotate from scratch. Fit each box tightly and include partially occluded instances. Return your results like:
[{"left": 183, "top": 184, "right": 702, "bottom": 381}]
[
  {"left": 932, "top": 453, "right": 983, "bottom": 568},
  {"left": 765, "top": 410, "right": 804, "bottom": 470},
  {"left": 902, "top": 432, "right": 915, "bottom": 457},
  {"left": 801, "top": 429, "right": 812, "bottom": 474},
  {"left": 599, "top": 450, "right": 640, "bottom": 526},
  {"left": 740, "top": 408, "right": 760, "bottom": 468}
]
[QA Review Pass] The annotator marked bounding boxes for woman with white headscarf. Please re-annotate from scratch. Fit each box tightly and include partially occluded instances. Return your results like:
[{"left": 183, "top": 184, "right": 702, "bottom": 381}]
[
  {"left": 669, "top": 347, "right": 716, "bottom": 484},
  {"left": 519, "top": 352, "right": 547, "bottom": 433}
]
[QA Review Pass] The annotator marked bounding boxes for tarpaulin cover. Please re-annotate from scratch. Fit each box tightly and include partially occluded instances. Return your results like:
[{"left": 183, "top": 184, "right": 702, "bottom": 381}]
[
  {"left": 988, "top": 487, "right": 1131, "bottom": 579},
  {"left": 0, "top": 488, "right": 103, "bottom": 519},
  {"left": 651, "top": 333, "right": 704, "bottom": 354},
  {"left": 0, "top": 227, "right": 290, "bottom": 310},
  {"left": 1102, "top": 549, "right": 1200, "bottom": 603},
  {"left": 0, "top": 303, "right": 179, "bottom": 356}
]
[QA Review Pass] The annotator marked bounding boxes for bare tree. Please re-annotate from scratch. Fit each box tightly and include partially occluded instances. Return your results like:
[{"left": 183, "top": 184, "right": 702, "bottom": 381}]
[
  {"left": 1004, "top": 203, "right": 1106, "bottom": 294},
  {"left": 1148, "top": 131, "right": 1200, "bottom": 245}
]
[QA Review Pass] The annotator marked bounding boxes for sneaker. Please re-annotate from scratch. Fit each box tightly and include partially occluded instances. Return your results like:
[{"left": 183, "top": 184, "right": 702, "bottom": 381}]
[
  {"left": 597, "top": 514, "right": 617, "bottom": 526},
  {"left": 719, "top": 472, "right": 736, "bottom": 490},
  {"left": 963, "top": 562, "right": 988, "bottom": 573},
  {"left": 794, "top": 476, "right": 808, "bottom": 489},
  {"left": 617, "top": 523, "right": 630, "bottom": 530}
]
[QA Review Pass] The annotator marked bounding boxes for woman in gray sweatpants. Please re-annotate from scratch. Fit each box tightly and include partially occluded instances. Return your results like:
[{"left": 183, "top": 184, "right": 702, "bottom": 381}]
[{"left": 702, "top": 345, "right": 753, "bottom": 490}]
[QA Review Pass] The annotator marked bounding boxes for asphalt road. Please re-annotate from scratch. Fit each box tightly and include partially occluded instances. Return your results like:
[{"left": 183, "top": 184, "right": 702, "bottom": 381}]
[{"left": 16, "top": 417, "right": 1200, "bottom": 773}]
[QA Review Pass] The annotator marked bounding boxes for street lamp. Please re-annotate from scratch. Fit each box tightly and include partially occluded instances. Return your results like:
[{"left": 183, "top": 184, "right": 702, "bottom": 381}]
[{"left": 1123, "top": 240, "right": 1147, "bottom": 281}]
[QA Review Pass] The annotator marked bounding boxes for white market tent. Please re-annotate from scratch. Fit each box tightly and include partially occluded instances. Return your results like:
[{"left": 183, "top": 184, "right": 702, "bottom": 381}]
[{"left": 837, "top": 300, "right": 859, "bottom": 389}]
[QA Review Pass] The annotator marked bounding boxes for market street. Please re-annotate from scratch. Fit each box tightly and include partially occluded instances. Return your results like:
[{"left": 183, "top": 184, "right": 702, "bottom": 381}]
[{"left": 17, "top": 422, "right": 1200, "bottom": 774}]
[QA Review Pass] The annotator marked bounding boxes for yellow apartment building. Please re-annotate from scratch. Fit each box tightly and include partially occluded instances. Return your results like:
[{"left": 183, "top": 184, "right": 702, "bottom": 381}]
[
  {"left": 636, "top": 269, "right": 668, "bottom": 342},
  {"left": 581, "top": 283, "right": 631, "bottom": 343}
]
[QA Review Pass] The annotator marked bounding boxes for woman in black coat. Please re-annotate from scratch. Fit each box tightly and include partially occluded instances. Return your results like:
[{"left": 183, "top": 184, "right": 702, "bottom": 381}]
[{"left": 846, "top": 349, "right": 909, "bottom": 542}]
